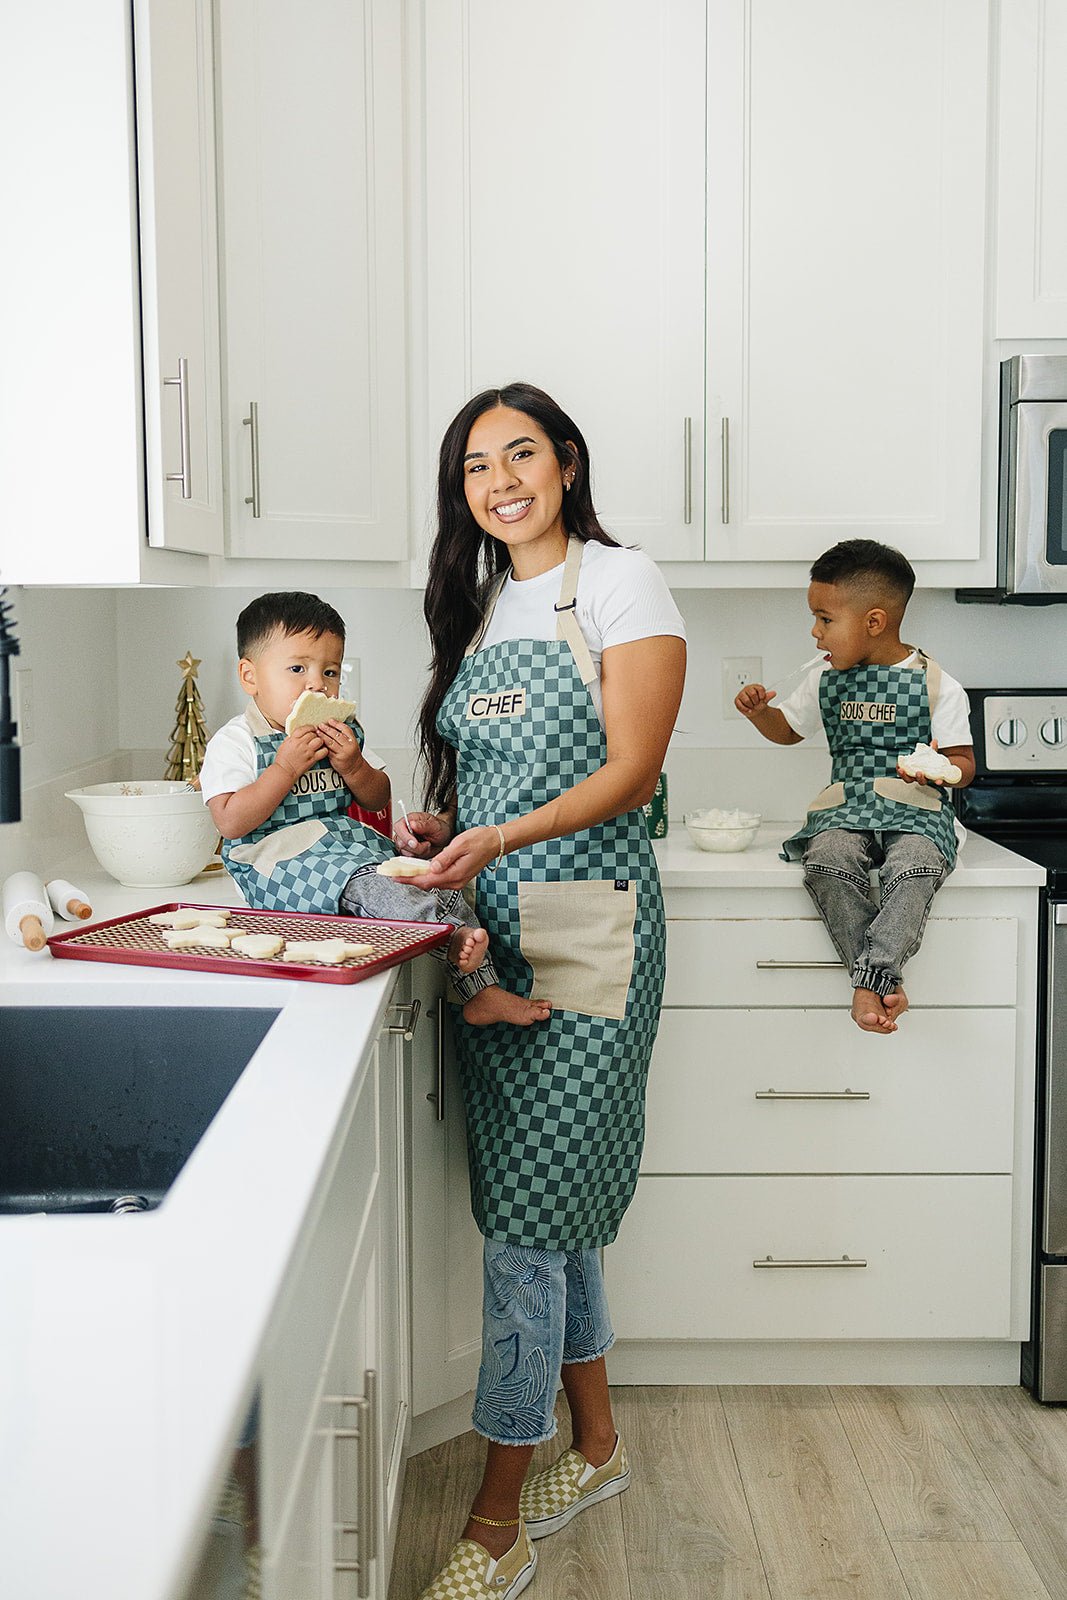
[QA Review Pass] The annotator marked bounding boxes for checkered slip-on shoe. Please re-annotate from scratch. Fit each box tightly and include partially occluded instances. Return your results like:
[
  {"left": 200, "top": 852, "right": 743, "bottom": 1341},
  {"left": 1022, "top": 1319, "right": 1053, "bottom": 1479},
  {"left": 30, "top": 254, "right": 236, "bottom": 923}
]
[
  {"left": 417, "top": 1524, "right": 537, "bottom": 1599},
  {"left": 519, "top": 1434, "right": 630, "bottom": 1540}
]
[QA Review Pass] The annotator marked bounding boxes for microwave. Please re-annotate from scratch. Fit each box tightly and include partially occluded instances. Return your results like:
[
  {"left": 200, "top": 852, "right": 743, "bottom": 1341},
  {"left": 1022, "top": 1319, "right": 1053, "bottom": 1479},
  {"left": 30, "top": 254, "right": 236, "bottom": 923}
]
[{"left": 996, "top": 354, "right": 1067, "bottom": 600}]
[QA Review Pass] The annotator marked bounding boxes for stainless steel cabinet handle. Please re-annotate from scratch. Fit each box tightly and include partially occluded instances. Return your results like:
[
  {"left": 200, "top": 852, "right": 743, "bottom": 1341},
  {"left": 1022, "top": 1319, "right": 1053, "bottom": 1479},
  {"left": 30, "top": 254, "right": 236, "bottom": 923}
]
[
  {"left": 163, "top": 356, "right": 191, "bottom": 499},
  {"left": 427, "top": 995, "right": 446, "bottom": 1122},
  {"left": 327, "top": 1393, "right": 373, "bottom": 1596},
  {"left": 386, "top": 998, "right": 421, "bottom": 1040},
  {"left": 683, "top": 416, "right": 693, "bottom": 525},
  {"left": 754, "top": 1254, "right": 867, "bottom": 1269},
  {"left": 721, "top": 416, "right": 730, "bottom": 524},
  {"left": 364, "top": 1368, "right": 378, "bottom": 1562},
  {"left": 242, "top": 401, "right": 261, "bottom": 517},
  {"left": 755, "top": 959, "right": 842, "bottom": 970},
  {"left": 755, "top": 1088, "right": 870, "bottom": 1102}
]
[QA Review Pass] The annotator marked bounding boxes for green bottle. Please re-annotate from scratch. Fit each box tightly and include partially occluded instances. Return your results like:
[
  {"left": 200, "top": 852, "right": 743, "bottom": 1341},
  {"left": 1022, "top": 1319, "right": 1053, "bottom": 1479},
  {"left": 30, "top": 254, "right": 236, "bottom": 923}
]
[{"left": 644, "top": 771, "right": 668, "bottom": 838}]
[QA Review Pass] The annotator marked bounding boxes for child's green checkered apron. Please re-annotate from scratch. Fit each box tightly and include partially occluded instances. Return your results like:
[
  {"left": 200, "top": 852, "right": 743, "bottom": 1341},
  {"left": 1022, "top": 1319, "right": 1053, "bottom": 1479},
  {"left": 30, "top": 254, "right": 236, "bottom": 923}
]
[
  {"left": 221, "top": 703, "right": 393, "bottom": 912},
  {"left": 437, "top": 538, "right": 667, "bottom": 1251},
  {"left": 781, "top": 651, "right": 957, "bottom": 867}
]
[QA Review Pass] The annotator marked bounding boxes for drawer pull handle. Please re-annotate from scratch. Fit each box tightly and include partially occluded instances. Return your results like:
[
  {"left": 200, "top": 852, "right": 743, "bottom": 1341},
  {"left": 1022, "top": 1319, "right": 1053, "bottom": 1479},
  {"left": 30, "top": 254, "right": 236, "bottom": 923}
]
[
  {"left": 387, "top": 998, "right": 421, "bottom": 1039},
  {"left": 326, "top": 1387, "right": 374, "bottom": 1595},
  {"left": 754, "top": 1254, "right": 867, "bottom": 1269},
  {"left": 755, "top": 959, "right": 842, "bottom": 970},
  {"left": 242, "top": 400, "right": 261, "bottom": 517},
  {"left": 755, "top": 1088, "right": 870, "bottom": 1102}
]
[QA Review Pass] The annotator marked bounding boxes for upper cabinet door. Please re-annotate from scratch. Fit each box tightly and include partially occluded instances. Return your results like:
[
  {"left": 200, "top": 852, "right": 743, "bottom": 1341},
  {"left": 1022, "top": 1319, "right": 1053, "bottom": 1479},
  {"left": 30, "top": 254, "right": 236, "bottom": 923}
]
[
  {"left": 134, "top": 0, "right": 224, "bottom": 556},
  {"left": 423, "top": 0, "right": 707, "bottom": 562},
  {"left": 706, "top": 0, "right": 989, "bottom": 564},
  {"left": 995, "top": 0, "right": 1067, "bottom": 337},
  {"left": 217, "top": 0, "right": 408, "bottom": 562}
]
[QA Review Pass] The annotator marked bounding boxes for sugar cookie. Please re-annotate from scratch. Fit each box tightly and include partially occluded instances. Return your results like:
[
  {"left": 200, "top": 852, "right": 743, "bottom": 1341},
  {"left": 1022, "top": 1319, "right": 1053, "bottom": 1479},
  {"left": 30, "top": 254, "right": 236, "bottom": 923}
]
[
  {"left": 163, "top": 925, "right": 243, "bottom": 950},
  {"left": 150, "top": 909, "right": 231, "bottom": 929},
  {"left": 897, "top": 742, "right": 962, "bottom": 785},
  {"left": 284, "top": 689, "right": 360, "bottom": 735},
  {"left": 230, "top": 933, "right": 285, "bottom": 960},
  {"left": 376, "top": 856, "right": 433, "bottom": 877},
  {"left": 283, "top": 939, "right": 374, "bottom": 964}
]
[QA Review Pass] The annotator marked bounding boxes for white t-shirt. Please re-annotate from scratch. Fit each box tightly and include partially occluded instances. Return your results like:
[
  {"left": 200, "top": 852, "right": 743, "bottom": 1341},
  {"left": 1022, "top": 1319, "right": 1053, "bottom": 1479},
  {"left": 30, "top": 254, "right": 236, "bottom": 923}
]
[
  {"left": 476, "top": 542, "right": 686, "bottom": 724},
  {"left": 776, "top": 653, "right": 973, "bottom": 748},
  {"left": 199, "top": 711, "right": 384, "bottom": 803}
]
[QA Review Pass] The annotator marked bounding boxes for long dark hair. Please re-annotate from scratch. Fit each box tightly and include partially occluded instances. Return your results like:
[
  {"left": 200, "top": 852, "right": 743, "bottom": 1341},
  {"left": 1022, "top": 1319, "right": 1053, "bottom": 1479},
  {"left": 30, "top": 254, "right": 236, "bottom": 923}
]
[{"left": 417, "top": 382, "right": 620, "bottom": 813}]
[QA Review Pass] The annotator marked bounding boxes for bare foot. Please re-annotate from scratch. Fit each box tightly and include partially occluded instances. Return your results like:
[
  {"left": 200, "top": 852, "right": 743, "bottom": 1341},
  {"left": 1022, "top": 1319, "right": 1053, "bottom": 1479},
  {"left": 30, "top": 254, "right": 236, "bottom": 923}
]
[
  {"left": 851, "top": 986, "right": 897, "bottom": 1034},
  {"left": 462, "top": 986, "right": 552, "bottom": 1027},
  {"left": 883, "top": 987, "right": 909, "bottom": 1022},
  {"left": 449, "top": 925, "right": 489, "bottom": 974}
]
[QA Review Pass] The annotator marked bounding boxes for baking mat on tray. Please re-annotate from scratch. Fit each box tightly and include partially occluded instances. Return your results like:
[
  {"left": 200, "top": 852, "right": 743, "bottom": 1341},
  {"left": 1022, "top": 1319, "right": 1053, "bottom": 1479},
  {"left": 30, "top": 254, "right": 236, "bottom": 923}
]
[{"left": 46, "top": 903, "right": 451, "bottom": 985}]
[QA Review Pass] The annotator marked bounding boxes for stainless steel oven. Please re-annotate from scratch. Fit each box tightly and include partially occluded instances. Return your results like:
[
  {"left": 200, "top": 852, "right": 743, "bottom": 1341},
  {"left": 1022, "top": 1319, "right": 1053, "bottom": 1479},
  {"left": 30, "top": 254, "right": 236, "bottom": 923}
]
[
  {"left": 956, "top": 688, "right": 1067, "bottom": 1399},
  {"left": 997, "top": 355, "right": 1067, "bottom": 598}
]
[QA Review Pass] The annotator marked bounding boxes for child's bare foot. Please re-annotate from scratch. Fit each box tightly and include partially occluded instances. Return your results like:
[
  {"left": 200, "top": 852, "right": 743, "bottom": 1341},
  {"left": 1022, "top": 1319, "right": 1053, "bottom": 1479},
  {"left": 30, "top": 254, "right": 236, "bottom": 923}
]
[
  {"left": 462, "top": 986, "right": 552, "bottom": 1027},
  {"left": 851, "top": 986, "right": 897, "bottom": 1034},
  {"left": 449, "top": 926, "right": 489, "bottom": 974},
  {"left": 883, "top": 987, "right": 909, "bottom": 1022}
]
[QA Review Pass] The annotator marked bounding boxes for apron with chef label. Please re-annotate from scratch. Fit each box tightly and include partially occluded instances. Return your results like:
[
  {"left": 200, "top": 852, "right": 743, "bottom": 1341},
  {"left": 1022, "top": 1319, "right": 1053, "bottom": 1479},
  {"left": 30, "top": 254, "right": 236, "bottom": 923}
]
[
  {"left": 436, "top": 538, "right": 667, "bottom": 1251},
  {"left": 221, "top": 703, "right": 393, "bottom": 913},
  {"left": 781, "top": 651, "right": 958, "bottom": 867}
]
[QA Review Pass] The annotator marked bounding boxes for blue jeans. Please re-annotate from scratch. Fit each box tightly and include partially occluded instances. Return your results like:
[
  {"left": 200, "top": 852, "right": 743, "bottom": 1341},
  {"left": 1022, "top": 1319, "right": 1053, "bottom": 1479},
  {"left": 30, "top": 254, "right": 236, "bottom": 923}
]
[{"left": 472, "top": 1238, "right": 615, "bottom": 1446}]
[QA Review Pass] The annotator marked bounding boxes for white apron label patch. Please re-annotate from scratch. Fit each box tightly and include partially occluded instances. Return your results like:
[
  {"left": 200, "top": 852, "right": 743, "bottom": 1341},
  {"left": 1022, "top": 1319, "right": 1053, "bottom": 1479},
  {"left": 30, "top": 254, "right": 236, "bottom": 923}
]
[
  {"left": 839, "top": 701, "right": 897, "bottom": 724},
  {"left": 466, "top": 689, "right": 526, "bottom": 720},
  {"left": 290, "top": 766, "right": 347, "bottom": 796}
]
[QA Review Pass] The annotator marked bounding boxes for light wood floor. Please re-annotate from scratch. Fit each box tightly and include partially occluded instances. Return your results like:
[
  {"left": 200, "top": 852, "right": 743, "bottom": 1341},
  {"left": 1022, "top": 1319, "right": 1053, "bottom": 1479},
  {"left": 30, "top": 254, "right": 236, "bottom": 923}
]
[{"left": 388, "top": 1386, "right": 1067, "bottom": 1600}]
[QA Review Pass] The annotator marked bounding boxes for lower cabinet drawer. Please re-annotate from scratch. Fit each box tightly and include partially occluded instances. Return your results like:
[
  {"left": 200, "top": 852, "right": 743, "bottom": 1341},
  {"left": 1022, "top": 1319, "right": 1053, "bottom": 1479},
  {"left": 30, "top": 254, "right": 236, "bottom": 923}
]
[
  {"left": 606, "top": 1175, "right": 1013, "bottom": 1340},
  {"left": 642, "top": 1008, "right": 1016, "bottom": 1174},
  {"left": 663, "top": 916, "right": 1018, "bottom": 1008}
]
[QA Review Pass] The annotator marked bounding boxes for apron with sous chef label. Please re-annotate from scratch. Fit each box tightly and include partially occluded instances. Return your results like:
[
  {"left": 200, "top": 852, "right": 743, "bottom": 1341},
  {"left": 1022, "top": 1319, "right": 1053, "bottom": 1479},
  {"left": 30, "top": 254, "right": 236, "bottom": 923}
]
[
  {"left": 221, "top": 702, "right": 394, "bottom": 912},
  {"left": 436, "top": 538, "right": 667, "bottom": 1251},
  {"left": 781, "top": 650, "right": 958, "bottom": 867}
]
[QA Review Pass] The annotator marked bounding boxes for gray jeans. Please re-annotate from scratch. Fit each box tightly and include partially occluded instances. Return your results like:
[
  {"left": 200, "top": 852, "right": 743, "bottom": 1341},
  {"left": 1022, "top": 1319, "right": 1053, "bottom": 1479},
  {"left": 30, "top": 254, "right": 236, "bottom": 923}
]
[
  {"left": 802, "top": 829, "right": 950, "bottom": 998},
  {"left": 338, "top": 866, "right": 498, "bottom": 1002}
]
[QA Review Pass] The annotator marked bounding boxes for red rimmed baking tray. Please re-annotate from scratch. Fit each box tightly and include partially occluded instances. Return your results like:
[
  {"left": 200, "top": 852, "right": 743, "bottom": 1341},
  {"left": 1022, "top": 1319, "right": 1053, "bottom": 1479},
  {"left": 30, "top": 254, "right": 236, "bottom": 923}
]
[{"left": 46, "top": 903, "right": 451, "bottom": 985}]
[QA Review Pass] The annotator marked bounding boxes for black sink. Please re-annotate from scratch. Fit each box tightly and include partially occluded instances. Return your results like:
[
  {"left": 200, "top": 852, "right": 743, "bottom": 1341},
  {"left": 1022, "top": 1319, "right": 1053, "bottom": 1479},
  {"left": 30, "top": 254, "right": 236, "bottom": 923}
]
[{"left": 0, "top": 1007, "right": 279, "bottom": 1215}]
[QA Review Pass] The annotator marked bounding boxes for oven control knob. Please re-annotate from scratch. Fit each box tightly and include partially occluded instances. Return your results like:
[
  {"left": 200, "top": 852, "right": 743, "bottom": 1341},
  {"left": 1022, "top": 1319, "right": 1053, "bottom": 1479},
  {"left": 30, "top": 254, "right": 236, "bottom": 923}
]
[
  {"left": 1040, "top": 716, "right": 1067, "bottom": 749},
  {"left": 994, "top": 717, "right": 1027, "bottom": 748}
]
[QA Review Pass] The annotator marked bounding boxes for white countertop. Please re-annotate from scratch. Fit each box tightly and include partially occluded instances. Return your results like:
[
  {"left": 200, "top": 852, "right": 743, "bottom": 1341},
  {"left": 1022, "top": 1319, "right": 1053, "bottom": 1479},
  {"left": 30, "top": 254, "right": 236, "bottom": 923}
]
[
  {"left": 0, "top": 859, "right": 403, "bottom": 1600},
  {"left": 653, "top": 823, "right": 1046, "bottom": 889},
  {"left": 0, "top": 829, "right": 1044, "bottom": 1599}
]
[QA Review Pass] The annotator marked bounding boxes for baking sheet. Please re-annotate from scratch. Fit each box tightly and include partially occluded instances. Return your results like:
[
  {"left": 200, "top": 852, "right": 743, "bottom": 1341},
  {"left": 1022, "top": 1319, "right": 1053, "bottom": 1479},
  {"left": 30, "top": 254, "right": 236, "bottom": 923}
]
[{"left": 46, "top": 903, "right": 451, "bottom": 985}]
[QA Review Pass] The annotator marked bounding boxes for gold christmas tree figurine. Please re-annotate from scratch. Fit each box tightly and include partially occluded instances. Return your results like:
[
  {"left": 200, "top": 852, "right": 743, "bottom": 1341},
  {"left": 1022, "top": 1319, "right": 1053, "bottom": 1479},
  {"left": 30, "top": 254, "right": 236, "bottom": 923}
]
[{"left": 165, "top": 651, "right": 209, "bottom": 783}]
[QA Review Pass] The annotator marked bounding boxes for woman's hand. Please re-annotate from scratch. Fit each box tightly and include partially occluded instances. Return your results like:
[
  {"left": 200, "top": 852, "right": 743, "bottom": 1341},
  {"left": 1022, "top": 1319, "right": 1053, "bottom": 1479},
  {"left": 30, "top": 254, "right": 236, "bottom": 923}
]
[
  {"left": 398, "top": 825, "right": 499, "bottom": 889},
  {"left": 394, "top": 809, "right": 453, "bottom": 859}
]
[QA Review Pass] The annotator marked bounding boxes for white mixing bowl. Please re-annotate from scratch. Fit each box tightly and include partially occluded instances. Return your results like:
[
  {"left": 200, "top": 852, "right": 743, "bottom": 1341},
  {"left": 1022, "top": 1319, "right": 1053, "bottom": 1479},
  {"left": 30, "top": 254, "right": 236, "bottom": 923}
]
[
  {"left": 684, "top": 808, "right": 762, "bottom": 853},
  {"left": 65, "top": 781, "right": 219, "bottom": 887}
]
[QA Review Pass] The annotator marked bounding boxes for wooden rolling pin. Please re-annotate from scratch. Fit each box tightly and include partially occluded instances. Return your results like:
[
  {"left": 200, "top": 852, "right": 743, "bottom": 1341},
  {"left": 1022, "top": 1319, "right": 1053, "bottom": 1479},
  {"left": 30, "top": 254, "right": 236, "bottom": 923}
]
[
  {"left": 2, "top": 870, "right": 54, "bottom": 950},
  {"left": 45, "top": 878, "right": 93, "bottom": 921}
]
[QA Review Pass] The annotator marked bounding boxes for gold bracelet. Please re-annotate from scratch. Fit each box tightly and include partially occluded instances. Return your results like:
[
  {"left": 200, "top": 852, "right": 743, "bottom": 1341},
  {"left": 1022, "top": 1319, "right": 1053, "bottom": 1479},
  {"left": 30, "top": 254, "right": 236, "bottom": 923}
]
[
  {"left": 492, "top": 825, "right": 507, "bottom": 868},
  {"left": 468, "top": 1512, "right": 519, "bottom": 1528}
]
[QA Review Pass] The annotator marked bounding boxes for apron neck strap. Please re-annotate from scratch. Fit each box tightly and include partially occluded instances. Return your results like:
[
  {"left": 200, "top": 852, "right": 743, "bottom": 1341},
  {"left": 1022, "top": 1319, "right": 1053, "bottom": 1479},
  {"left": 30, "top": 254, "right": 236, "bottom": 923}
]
[
  {"left": 554, "top": 538, "right": 598, "bottom": 686},
  {"left": 244, "top": 701, "right": 278, "bottom": 737},
  {"left": 464, "top": 569, "right": 510, "bottom": 657}
]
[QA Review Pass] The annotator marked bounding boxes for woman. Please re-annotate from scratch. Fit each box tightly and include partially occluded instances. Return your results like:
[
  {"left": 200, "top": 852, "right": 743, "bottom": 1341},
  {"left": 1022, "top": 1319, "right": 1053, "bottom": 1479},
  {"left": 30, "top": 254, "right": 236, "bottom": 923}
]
[{"left": 400, "top": 384, "right": 686, "bottom": 1600}]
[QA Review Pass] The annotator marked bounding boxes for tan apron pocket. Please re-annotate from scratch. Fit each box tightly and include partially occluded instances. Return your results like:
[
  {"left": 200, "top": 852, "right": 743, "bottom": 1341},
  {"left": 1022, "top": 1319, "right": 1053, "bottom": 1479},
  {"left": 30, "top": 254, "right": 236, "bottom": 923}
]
[
  {"left": 807, "top": 781, "right": 846, "bottom": 813},
  {"left": 873, "top": 775, "right": 943, "bottom": 813},
  {"left": 228, "top": 818, "right": 327, "bottom": 874},
  {"left": 517, "top": 879, "right": 637, "bottom": 1021}
]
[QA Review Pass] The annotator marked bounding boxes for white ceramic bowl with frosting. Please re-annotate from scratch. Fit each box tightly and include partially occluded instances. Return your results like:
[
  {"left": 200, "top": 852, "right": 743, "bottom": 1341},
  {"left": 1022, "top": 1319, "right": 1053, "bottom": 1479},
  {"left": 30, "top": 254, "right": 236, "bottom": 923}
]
[
  {"left": 65, "top": 781, "right": 218, "bottom": 887},
  {"left": 683, "top": 808, "right": 762, "bottom": 853}
]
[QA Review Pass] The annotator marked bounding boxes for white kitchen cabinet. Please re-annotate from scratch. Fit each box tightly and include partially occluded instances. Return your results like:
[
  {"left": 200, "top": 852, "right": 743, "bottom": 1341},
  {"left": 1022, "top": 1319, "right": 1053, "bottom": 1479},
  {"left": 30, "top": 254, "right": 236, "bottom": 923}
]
[
  {"left": 704, "top": 0, "right": 989, "bottom": 565},
  {"left": 216, "top": 0, "right": 408, "bottom": 563},
  {"left": 406, "top": 958, "right": 483, "bottom": 1420},
  {"left": 421, "top": 0, "right": 707, "bottom": 562},
  {"left": 0, "top": 0, "right": 217, "bottom": 585},
  {"left": 994, "top": 0, "right": 1067, "bottom": 336}
]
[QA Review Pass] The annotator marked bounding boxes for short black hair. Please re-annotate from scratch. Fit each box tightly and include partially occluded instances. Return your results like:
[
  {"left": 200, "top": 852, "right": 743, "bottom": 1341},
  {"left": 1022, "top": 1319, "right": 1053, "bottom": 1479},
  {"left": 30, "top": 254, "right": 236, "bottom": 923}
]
[
  {"left": 810, "top": 539, "right": 915, "bottom": 613},
  {"left": 236, "top": 591, "right": 346, "bottom": 659}
]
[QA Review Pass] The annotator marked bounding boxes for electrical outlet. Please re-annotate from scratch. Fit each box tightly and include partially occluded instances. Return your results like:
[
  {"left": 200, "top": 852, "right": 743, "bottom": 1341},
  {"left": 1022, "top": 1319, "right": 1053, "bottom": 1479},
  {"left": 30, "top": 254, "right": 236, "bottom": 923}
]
[
  {"left": 14, "top": 667, "right": 33, "bottom": 745},
  {"left": 722, "top": 656, "right": 762, "bottom": 718}
]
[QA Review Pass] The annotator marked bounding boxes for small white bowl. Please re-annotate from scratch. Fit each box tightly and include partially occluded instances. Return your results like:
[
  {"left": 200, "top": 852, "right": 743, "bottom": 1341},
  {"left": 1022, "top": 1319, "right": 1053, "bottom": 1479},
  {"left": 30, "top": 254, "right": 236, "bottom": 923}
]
[
  {"left": 66, "top": 781, "right": 219, "bottom": 887},
  {"left": 683, "top": 808, "right": 762, "bottom": 853}
]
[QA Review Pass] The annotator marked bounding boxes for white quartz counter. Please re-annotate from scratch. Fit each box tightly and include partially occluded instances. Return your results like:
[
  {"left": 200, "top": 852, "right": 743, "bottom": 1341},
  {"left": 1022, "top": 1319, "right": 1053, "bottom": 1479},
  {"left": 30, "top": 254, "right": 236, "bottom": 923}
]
[{"left": 0, "top": 859, "right": 403, "bottom": 1600}]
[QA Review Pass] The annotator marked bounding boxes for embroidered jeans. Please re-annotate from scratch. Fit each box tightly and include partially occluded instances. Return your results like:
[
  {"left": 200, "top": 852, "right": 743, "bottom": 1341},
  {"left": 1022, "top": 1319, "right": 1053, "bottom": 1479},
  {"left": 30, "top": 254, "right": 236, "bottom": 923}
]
[
  {"left": 802, "top": 828, "right": 950, "bottom": 997},
  {"left": 472, "top": 1238, "right": 615, "bottom": 1446}
]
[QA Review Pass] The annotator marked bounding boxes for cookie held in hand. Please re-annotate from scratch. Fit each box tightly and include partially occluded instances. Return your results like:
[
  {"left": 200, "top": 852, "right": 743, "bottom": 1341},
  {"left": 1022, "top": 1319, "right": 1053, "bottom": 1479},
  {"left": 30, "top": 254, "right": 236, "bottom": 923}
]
[
  {"left": 898, "top": 742, "right": 962, "bottom": 785},
  {"left": 376, "top": 856, "right": 434, "bottom": 878},
  {"left": 284, "top": 689, "right": 360, "bottom": 735}
]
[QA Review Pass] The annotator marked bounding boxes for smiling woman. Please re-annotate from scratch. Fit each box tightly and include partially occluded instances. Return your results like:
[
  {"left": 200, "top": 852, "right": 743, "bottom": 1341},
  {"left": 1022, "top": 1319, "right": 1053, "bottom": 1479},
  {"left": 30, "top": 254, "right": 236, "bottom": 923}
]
[{"left": 401, "top": 383, "right": 686, "bottom": 1600}]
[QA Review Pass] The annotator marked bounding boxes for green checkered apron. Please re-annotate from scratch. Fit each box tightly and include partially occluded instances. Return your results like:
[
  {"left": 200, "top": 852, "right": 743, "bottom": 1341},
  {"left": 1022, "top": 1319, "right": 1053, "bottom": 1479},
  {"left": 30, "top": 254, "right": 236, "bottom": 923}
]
[
  {"left": 221, "top": 703, "right": 393, "bottom": 912},
  {"left": 781, "top": 651, "right": 958, "bottom": 867},
  {"left": 437, "top": 539, "right": 667, "bottom": 1251}
]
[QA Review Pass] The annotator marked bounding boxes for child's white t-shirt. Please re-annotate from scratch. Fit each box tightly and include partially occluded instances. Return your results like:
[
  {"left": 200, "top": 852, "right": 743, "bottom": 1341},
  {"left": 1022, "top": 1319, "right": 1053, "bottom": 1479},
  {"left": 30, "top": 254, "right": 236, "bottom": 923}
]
[
  {"left": 476, "top": 541, "right": 686, "bottom": 725},
  {"left": 776, "top": 654, "right": 973, "bottom": 748},
  {"left": 199, "top": 712, "right": 384, "bottom": 804}
]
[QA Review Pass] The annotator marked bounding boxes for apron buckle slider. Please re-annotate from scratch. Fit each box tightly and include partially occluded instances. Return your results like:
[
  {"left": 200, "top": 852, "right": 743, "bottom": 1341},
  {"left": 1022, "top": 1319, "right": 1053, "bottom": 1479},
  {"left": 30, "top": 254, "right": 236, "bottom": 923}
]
[{"left": 553, "top": 599, "right": 577, "bottom": 613}]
